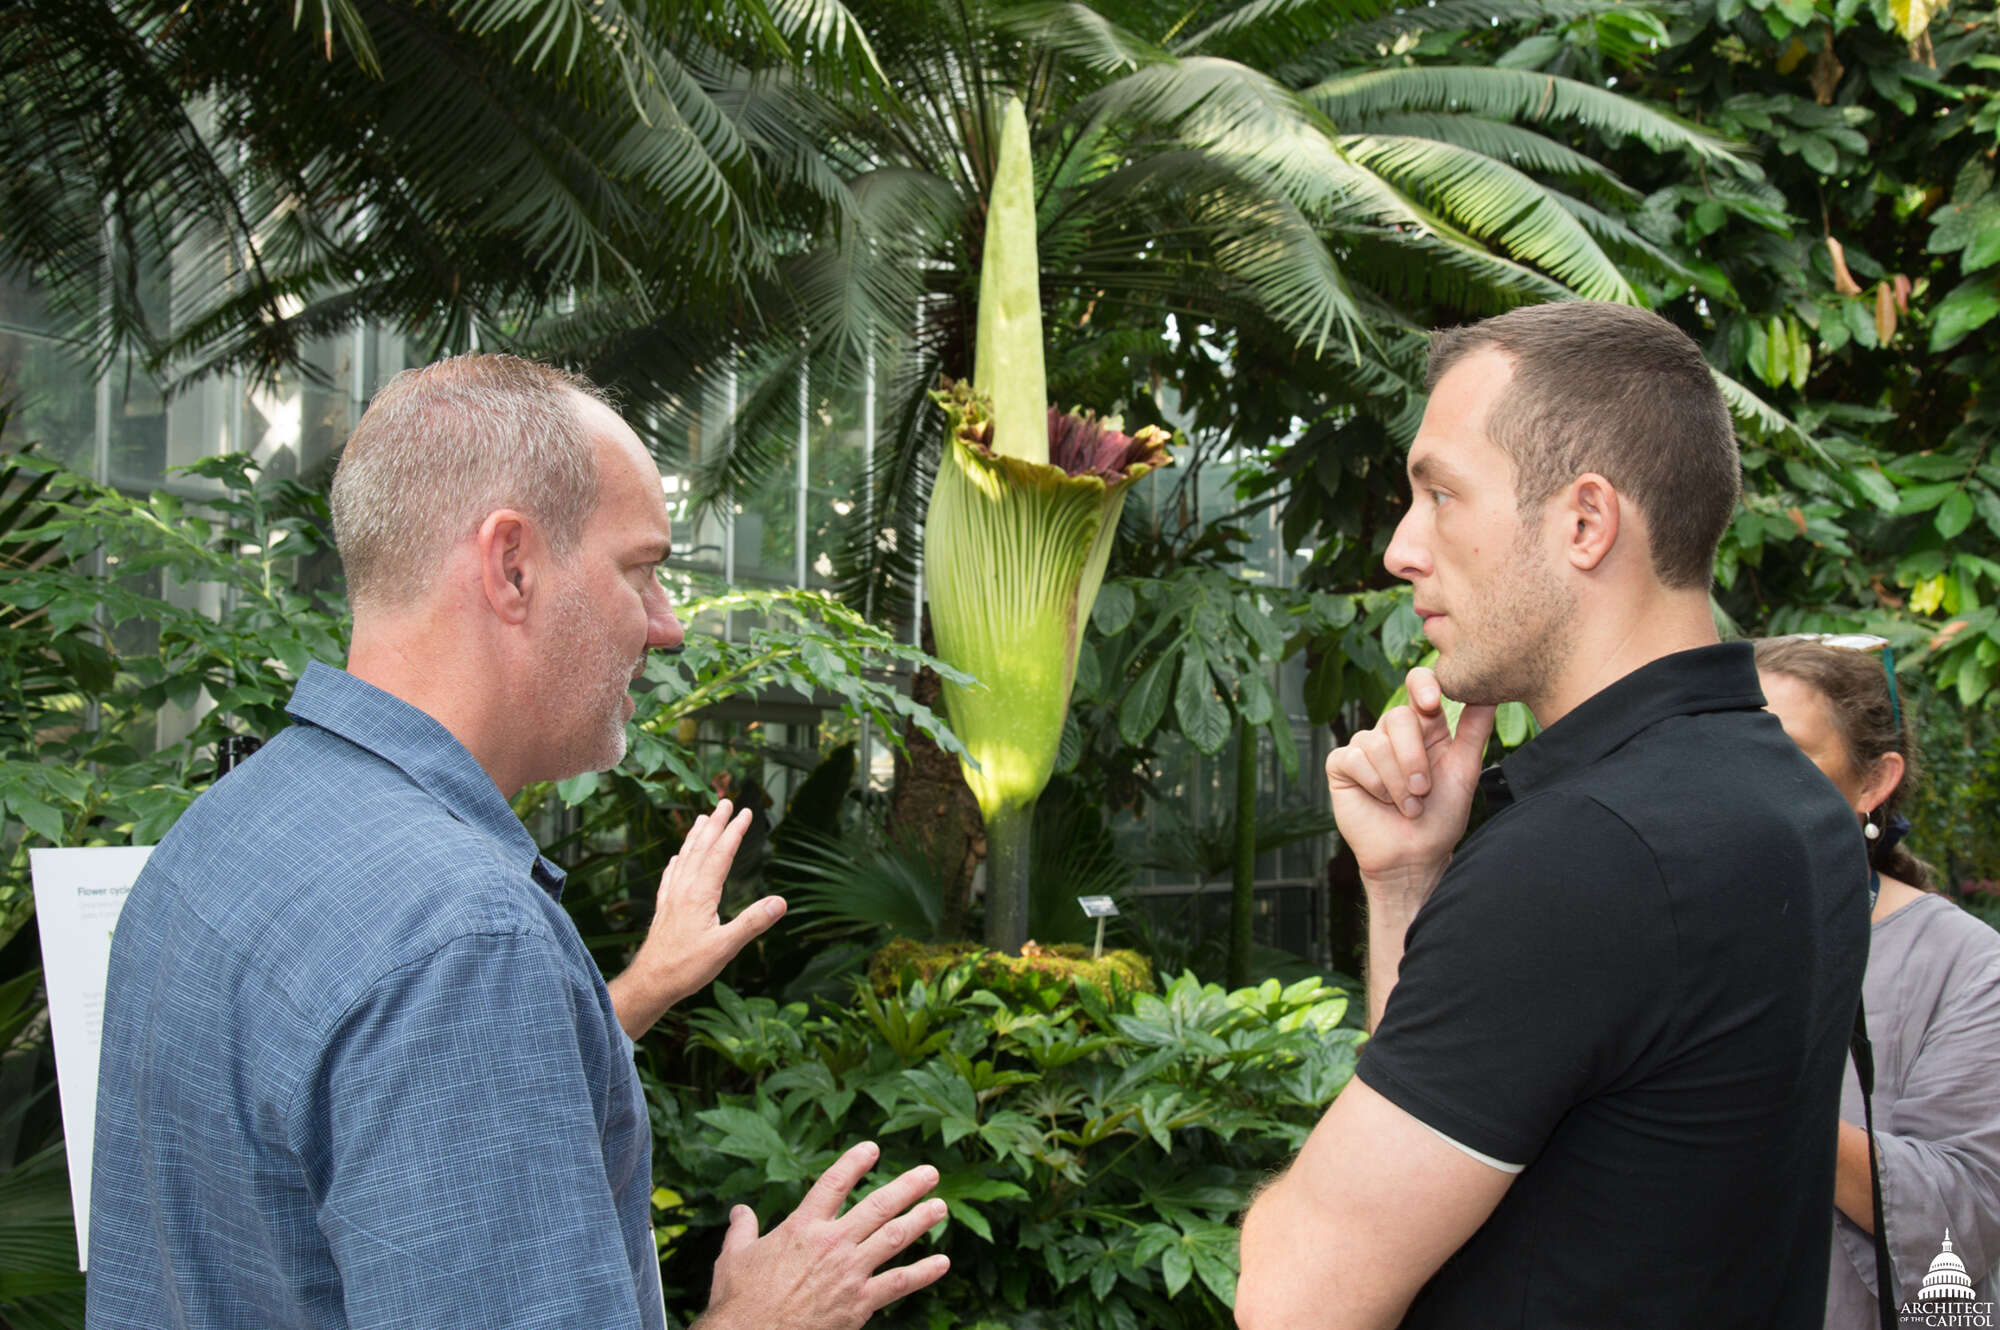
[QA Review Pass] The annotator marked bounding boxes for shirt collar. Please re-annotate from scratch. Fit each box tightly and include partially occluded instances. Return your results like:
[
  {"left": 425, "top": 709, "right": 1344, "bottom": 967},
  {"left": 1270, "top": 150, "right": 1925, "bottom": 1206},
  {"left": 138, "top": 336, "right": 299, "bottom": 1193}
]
[
  {"left": 1479, "top": 642, "right": 1767, "bottom": 809},
  {"left": 285, "top": 661, "right": 567, "bottom": 900}
]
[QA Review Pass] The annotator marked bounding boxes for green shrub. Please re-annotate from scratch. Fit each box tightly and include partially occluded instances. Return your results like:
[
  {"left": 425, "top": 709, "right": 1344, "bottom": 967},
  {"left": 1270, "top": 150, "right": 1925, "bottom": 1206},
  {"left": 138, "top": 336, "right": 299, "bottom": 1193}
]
[
  {"left": 867, "top": 938, "right": 1154, "bottom": 1008},
  {"left": 648, "top": 965, "right": 1362, "bottom": 1328}
]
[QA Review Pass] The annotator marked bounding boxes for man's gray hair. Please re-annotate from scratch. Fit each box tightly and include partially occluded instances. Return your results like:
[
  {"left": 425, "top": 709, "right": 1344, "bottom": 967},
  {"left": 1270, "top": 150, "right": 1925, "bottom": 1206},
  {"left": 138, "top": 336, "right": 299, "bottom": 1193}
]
[{"left": 331, "top": 354, "right": 611, "bottom": 611}]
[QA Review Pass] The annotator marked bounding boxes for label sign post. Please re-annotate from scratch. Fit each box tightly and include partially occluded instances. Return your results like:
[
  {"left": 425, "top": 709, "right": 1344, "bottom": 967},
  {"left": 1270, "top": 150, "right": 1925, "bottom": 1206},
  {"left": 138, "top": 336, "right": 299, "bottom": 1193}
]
[{"left": 1077, "top": 895, "right": 1120, "bottom": 959}]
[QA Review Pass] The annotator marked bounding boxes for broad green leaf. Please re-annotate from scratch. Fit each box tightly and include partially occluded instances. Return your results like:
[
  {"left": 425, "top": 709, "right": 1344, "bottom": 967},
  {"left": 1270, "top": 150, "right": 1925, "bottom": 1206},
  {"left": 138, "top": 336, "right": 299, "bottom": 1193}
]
[
  {"left": 1174, "top": 651, "right": 1231, "bottom": 756},
  {"left": 1930, "top": 274, "right": 2000, "bottom": 352},
  {"left": 10, "top": 798, "right": 66, "bottom": 845},
  {"left": 941, "top": 1198, "right": 994, "bottom": 1242},
  {"left": 1119, "top": 654, "right": 1176, "bottom": 745},
  {"left": 1092, "top": 582, "right": 1136, "bottom": 635},
  {"left": 1964, "top": 223, "right": 2000, "bottom": 273},
  {"left": 1381, "top": 600, "right": 1423, "bottom": 664},
  {"left": 1956, "top": 649, "right": 1991, "bottom": 707},
  {"left": 47, "top": 594, "right": 97, "bottom": 636},
  {"left": 1844, "top": 467, "right": 1900, "bottom": 512},
  {"left": 1762, "top": 315, "right": 1789, "bottom": 388},
  {"left": 1231, "top": 595, "right": 1285, "bottom": 660},
  {"left": 1938, "top": 491, "right": 1975, "bottom": 540},
  {"left": 1896, "top": 481, "right": 1959, "bottom": 515},
  {"left": 556, "top": 772, "right": 599, "bottom": 805},
  {"left": 1496, "top": 701, "right": 1534, "bottom": 748}
]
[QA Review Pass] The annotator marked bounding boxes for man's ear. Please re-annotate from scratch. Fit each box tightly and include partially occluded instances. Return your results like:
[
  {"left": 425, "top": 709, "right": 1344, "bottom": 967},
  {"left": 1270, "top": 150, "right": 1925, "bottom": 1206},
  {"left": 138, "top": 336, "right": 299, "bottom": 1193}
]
[
  {"left": 1561, "top": 473, "right": 1621, "bottom": 573},
  {"left": 477, "top": 509, "right": 537, "bottom": 625}
]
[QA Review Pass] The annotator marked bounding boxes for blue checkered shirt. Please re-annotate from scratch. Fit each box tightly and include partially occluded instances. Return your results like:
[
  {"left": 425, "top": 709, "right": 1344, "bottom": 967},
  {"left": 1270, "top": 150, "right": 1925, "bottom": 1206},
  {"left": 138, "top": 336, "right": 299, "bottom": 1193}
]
[{"left": 86, "top": 662, "right": 665, "bottom": 1329}]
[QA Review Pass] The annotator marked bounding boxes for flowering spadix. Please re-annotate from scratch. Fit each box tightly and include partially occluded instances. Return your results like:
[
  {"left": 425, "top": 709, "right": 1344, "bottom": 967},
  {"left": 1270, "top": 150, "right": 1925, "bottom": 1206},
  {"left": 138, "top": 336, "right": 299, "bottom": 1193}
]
[{"left": 923, "top": 95, "right": 1171, "bottom": 950}]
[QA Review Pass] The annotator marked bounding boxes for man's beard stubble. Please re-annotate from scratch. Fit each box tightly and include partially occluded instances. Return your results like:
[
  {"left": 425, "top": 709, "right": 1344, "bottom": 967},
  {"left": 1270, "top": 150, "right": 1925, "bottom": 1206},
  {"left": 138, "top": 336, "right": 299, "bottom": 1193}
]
[
  {"left": 540, "top": 578, "right": 639, "bottom": 780},
  {"left": 1431, "top": 526, "right": 1576, "bottom": 712}
]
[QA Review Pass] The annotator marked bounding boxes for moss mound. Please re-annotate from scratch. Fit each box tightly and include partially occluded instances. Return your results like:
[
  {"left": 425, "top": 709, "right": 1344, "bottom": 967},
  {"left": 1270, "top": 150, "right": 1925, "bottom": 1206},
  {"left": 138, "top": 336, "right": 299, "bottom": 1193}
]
[{"left": 868, "top": 938, "right": 1154, "bottom": 1008}]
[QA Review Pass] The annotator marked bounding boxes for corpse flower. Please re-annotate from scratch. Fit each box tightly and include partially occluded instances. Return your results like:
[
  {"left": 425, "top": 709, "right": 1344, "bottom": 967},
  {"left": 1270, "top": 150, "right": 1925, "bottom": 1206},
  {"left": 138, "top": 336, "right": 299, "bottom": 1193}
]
[{"left": 924, "top": 96, "right": 1172, "bottom": 953}]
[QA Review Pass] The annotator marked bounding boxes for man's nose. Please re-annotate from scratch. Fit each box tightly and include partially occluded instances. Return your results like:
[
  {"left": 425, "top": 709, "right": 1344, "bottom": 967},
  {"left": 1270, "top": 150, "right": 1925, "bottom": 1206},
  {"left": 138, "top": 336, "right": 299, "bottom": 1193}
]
[
  {"left": 648, "top": 599, "right": 685, "bottom": 654},
  {"left": 1383, "top": 507, "right": 1429, "bottom": 583}
]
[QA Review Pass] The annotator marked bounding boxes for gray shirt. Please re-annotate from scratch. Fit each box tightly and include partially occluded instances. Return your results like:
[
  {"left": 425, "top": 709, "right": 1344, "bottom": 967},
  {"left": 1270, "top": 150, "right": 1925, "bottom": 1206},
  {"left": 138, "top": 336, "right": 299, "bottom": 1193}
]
[{"left": 1827, "top": 891, "right": 2000, "bottom": 1327}]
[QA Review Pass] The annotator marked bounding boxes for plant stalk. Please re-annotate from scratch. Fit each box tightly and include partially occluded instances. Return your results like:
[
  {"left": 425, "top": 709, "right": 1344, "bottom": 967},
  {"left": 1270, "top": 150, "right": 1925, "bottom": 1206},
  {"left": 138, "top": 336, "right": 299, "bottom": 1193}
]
[
  {"left": 1228, "top": 717, "right": 1257, "bottom": 989},
  {"left": 985, "top": 800, "right": 1032, "bottom": 954}
]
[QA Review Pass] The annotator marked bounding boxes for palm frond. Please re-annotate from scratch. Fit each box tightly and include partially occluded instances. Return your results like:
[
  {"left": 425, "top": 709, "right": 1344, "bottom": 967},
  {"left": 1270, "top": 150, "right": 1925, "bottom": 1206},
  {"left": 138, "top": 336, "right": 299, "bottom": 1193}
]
[
  {"left": 998, "top": 1, "right": 1173, "bottom": 73},
  {"left": 1340, "top": 112, "right": 1637, "bottom": 205},
  {"left": 1341, "top": 134, "right": 1636, "bottom": 300},
  {"left": 1171, "top": 0, "right": 1395, "bottom": 62},
  {"left": 1307, "top": 66, "right": 1740, "bottom": 164},
  {"left": 779, "top": 832, "right": 947, "bottom": 941}
]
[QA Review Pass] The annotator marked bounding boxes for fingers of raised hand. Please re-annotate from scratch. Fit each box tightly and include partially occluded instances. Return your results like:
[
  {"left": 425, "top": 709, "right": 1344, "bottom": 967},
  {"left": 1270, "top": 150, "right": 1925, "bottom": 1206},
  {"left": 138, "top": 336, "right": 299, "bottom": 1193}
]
[
  {"left": 862, "top": 1252, "right": 952, "bottom": 1317},
  {"left": 798, "top": 1140, "right": 881, "bottom": 1222},
  {"left": 840, "top": 1163, "right": 940, "bottom": 1239},
  {"left": 855, "top": 1196, "right": 947, "bottom": 1270},
  {"left": 687, "top": 800, "right": 731, "bottom": 857}
]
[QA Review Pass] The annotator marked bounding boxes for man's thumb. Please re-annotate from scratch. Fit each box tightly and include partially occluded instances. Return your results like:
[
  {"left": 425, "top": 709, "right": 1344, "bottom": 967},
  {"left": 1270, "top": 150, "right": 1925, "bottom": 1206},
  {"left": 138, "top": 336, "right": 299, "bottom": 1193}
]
[
  {"left": 720, "top": 1204, "right": 761, "bottom": 1255},
  {"left": 724, "top": 895, "right": 787, "bottom": 947},
  {"left": 1452, "top": 703, "right": 1498, "bottom": 764}
]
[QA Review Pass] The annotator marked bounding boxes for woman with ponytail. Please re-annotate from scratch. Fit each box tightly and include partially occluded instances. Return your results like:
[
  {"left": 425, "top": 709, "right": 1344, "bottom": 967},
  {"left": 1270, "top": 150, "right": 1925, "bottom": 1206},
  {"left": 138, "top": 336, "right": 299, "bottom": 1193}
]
[{"left": 1756, "top": 635, "right": 2000, "bottom": 1328}]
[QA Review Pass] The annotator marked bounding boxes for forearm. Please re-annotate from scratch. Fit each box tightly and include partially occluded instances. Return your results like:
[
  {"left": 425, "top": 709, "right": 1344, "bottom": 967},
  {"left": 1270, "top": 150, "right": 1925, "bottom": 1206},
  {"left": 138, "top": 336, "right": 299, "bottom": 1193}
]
[
  {"left": 1361, "top": 866, "right": 1445, "bottom": 1033},
  {"left": 1833, "top": 1119, "right": 1876, "bottom": 1234}
]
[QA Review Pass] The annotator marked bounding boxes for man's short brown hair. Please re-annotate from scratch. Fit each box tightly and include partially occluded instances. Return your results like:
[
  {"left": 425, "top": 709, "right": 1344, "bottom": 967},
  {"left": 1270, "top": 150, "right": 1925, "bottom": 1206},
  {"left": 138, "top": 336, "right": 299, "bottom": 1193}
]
[
  {"left": 1427, "top": 301, "right": 1740, "bottom": 589},
  {"left": 331, "top": 354, "right": 611, "bottom": 611}
]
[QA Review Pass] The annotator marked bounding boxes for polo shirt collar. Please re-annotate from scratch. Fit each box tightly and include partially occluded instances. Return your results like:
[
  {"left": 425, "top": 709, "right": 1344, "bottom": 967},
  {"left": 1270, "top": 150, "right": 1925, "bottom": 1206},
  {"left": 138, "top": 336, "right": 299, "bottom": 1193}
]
[
  {"left": 285, "top": 661, "right": 567, "bottom": 899},
  {"left": 1480, "top": 642, "right": 1766, "bottom": 808}
]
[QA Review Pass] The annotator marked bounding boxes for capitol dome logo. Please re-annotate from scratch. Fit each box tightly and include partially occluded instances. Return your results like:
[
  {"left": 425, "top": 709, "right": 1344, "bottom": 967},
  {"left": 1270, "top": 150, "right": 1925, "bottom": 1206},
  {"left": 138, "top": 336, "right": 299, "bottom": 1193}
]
[{"left": 1899, "top": 1231, "right": 1994, "bottom": 1328}]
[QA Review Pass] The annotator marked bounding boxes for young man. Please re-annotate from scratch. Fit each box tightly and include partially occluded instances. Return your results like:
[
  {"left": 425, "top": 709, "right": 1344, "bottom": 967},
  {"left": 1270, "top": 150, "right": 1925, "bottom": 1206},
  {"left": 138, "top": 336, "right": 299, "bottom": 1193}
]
[
  {"left": 87, "top": 355, "right": 949, "bottom": 1330},
  {"left": 1237, "top": 303, "right": 1869, "bottom": 1329}
]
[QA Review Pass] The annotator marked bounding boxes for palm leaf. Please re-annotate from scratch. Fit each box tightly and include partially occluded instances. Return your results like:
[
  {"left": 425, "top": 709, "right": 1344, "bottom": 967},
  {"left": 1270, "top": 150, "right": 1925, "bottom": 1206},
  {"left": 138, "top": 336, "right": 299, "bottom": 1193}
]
[
  {"left": 1341, "top": 133, "right": 1637, "bottom": 300},
  {"left": 1307, "top": 66, "right": 1741, "bottom": 164},
  {"left": 1339, "top": 112, "right": 1637, "bottom": 205}
]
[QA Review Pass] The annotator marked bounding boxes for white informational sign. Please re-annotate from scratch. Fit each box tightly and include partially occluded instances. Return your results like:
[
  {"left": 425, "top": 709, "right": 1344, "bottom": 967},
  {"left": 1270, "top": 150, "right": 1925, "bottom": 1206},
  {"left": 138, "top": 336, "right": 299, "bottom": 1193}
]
[
  {"left": 1077, "top": 895, "right": 1121, "bottom": 919},
  {"left": 30, "top": 845, "right": 153, "bottom": 1271}
]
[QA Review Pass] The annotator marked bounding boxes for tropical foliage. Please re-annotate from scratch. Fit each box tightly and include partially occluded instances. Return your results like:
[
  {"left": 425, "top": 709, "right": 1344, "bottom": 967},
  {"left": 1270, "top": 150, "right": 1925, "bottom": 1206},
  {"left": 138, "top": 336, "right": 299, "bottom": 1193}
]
[{"left": 649, "top": 965, "right": 1361, "bottom": 1328}]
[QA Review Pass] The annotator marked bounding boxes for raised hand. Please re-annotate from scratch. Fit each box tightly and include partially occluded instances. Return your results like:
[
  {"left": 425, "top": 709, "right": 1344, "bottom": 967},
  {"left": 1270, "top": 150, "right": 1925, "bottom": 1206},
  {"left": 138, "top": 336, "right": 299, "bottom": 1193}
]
[
  {"left": 700, "top": 1141, "right": 952, "bottom": 1330},
  {"left": 1325, "top": 668, "right": 1496, "bottom": 905},
  {"left": 606, "top": 798, "right": 787, "bottom": 1037}
]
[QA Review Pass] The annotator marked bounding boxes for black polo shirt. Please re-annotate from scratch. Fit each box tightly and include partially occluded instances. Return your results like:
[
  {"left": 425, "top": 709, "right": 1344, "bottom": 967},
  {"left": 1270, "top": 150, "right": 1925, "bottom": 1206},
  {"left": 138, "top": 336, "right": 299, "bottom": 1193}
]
[{"left": 1357, "top": 643, "right": 1869, "bottom": 1329}]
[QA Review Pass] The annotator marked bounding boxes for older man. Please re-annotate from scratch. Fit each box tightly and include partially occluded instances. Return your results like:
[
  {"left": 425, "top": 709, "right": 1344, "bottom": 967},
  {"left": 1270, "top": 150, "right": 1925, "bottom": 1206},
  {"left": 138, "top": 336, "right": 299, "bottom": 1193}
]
[
  {"left": 87, "top": 355, "right": 948, "bottom": 1329},
  {"left": 1237, "top": 303, "right": 1869, "bottom": 1328}
]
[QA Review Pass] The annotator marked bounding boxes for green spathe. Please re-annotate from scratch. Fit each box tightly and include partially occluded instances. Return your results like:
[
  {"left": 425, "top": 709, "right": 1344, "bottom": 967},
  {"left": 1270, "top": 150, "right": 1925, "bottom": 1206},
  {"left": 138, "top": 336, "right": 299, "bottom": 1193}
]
[
  {"left": 927, "top": 383, "right": 1169, "bottom": 819},
  {"left": 922, "top": 94, "right": 1170, "bottom": 952}
]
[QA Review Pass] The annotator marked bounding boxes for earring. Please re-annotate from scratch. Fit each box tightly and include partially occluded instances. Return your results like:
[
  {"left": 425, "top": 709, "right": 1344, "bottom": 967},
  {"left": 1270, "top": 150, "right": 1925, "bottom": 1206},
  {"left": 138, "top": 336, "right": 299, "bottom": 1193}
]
[{"left": 1863, "top": 811, "right": 1882, "bottom": 841}]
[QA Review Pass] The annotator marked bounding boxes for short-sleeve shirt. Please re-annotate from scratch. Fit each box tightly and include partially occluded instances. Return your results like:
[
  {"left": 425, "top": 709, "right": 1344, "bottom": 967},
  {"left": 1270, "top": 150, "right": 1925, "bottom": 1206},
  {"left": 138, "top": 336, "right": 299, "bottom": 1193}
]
[
  {"left": 86, "top": 663, "right": 665, "bottom": 1330},
  {"left": 1358, "top": 643, "right": 1869, "bottom": 1329}
]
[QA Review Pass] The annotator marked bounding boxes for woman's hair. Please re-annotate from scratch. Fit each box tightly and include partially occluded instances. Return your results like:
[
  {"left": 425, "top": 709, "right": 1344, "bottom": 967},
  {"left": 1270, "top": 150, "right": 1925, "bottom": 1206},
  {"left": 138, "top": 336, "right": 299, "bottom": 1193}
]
[{"left": 1753, "top": 636, "right": 1934, "bottom": 889}]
